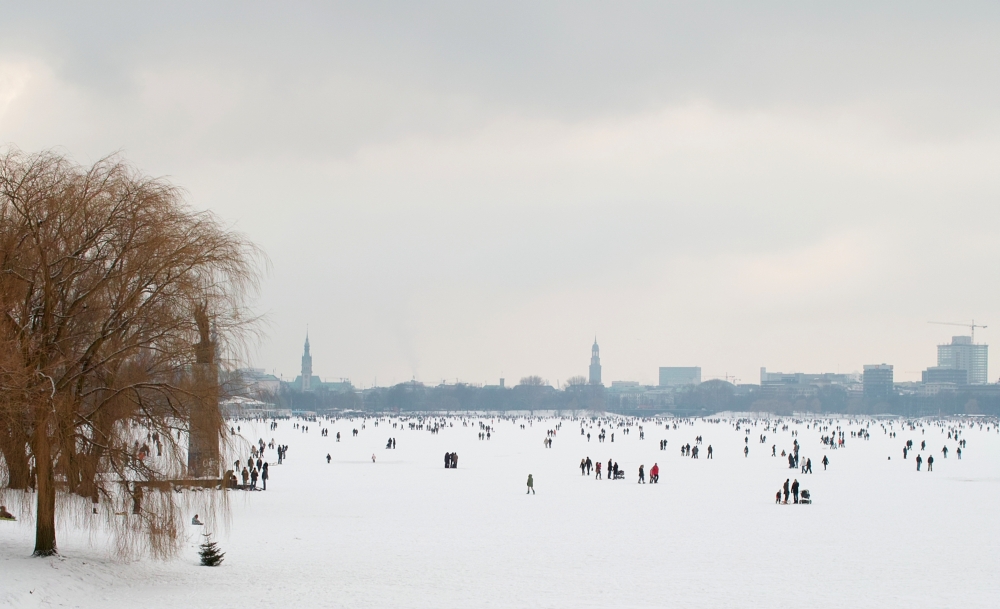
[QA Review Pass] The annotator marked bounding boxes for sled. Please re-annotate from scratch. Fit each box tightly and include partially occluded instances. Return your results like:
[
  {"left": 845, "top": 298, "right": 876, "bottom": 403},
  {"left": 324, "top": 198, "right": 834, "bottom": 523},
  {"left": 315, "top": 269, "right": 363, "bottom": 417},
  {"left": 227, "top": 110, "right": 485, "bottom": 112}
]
[
  {"left": 613, "top": 470, "right": 625, "bottom": 480},
  {"left": 0, "top": 516, "right": 15, "bottom": 522}
]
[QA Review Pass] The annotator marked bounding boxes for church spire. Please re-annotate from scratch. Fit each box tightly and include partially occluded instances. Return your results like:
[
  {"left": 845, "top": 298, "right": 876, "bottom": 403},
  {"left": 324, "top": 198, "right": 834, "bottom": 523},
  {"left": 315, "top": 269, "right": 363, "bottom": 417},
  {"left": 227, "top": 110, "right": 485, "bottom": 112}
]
[
  {"left": 301, "top": 329, "right": 313, "bottom": 391},
  {"left": 589, "top": 338, "right": 602, "bottom": 385}
]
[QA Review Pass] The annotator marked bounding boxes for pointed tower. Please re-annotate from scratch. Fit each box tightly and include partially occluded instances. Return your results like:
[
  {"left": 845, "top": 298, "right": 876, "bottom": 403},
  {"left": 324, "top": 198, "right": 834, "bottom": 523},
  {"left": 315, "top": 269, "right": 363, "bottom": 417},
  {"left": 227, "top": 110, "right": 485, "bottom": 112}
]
[
  {"left": 589, "top": 338, "right": 602, "bottom": 385},
  {"left": 301, "top": 332, "right": 313, "bottom": 391}
]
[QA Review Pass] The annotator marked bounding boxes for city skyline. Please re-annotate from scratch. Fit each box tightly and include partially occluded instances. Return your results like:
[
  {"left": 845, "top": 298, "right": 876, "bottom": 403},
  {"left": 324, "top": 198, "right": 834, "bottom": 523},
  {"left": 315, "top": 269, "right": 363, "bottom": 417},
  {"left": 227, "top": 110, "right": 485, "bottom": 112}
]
[{"left": 269, "top": 328, "right": 989, "bottom": 389}]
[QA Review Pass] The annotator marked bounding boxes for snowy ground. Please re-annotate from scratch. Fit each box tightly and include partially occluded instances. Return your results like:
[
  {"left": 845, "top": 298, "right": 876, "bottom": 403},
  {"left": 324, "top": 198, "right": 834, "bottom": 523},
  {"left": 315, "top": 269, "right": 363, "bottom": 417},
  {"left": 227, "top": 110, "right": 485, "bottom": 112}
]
[{"left": 2, "top": 414, "right": 999, "bottom": 608}]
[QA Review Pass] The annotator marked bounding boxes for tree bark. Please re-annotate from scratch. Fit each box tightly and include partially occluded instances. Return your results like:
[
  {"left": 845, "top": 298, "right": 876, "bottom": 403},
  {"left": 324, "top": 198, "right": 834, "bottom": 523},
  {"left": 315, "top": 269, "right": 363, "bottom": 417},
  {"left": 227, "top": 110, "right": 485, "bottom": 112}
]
[
  {"left": 0, "top": 428, "right": 30, "bottom": 490},
  {"left": 32, "top": 418, "right": 57, "bottom": 556}
]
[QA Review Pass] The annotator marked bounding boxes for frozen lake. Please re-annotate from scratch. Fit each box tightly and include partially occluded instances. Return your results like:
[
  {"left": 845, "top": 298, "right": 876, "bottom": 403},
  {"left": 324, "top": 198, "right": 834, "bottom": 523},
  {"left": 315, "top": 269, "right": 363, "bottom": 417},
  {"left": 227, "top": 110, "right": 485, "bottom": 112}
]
[{"left": 2, "top": 415, "right": 999, "bottom": 608}]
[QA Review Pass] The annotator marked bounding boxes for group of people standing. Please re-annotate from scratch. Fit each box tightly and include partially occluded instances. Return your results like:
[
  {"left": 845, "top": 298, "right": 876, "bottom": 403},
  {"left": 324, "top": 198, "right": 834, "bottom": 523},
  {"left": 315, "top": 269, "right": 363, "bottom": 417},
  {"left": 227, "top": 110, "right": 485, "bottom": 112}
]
[
  {"left": 638, "top": 463, "right": 659, "bottom": 483},
  {"left": 679, "top": 443, "right": 712, "bottom": 458},
  {"left": 444, "top": 452, "right": 459, "bottom": 468},
  {"left": 230, "top": 457, "right": 269, "bottom": 491},
  {"left": 776, "top": 478, "right": 801, "bottom": 504},
  {"left": 582, "top": 457, "right": 659, "bottom": 483}
]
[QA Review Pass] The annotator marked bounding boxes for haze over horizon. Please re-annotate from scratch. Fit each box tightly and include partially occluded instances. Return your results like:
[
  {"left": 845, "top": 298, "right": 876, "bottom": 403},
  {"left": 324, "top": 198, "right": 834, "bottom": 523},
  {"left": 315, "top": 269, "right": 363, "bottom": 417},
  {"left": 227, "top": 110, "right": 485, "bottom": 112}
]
[{"left": 1, "top": 2, "right": 998, "bottom": 387}]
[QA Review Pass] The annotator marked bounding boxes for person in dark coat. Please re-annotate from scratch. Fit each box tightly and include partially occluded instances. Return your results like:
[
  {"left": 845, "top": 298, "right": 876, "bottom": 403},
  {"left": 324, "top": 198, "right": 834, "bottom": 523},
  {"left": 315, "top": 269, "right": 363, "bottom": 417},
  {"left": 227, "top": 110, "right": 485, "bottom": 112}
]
[
  {"left": 791, "top": 479, "right": 800, "bottom": 504},
  {"left": 526, "top": 474, "right": 535, "bottom": 494},
  {"left": 916, "top": 454, "right": 923, "bottom": 471},
  {"left": 927, "top": 455, "right": 934, "bottom": 471},
  {"left": 261, "top": 462, "right": 269, "bottom": 490},
  {"left": 821, "top": 455, "right": 829, "bottom": 470},
  {"left": 783, "top": 479, "right": 790, "bottom": 504}
]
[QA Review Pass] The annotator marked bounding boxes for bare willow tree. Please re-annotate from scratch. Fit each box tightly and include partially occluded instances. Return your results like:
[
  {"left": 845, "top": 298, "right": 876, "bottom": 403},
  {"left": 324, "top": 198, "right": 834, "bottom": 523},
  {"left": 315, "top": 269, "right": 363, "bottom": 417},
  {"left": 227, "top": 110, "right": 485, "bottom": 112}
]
[{"left": 0, "top": 149, "right": 264, "bottom": 557}]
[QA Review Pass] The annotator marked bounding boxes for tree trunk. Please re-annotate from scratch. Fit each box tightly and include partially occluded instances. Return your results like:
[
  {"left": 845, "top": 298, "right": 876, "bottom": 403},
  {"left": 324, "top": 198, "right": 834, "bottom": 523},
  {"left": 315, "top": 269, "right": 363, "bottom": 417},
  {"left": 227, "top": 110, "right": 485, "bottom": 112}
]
[
  {"left": 0, "top": 429, "right": 30, "bottom": 490},
  {"left": 32, "top": 421, "right": 57, "bottom": 556}
]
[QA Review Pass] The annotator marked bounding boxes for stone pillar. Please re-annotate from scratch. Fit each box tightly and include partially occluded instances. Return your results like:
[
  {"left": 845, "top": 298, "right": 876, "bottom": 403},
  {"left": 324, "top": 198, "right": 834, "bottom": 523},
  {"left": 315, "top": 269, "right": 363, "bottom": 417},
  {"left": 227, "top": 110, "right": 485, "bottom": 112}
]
[{"left": 188, "top": 305, "right": 221, "bottom": 478}]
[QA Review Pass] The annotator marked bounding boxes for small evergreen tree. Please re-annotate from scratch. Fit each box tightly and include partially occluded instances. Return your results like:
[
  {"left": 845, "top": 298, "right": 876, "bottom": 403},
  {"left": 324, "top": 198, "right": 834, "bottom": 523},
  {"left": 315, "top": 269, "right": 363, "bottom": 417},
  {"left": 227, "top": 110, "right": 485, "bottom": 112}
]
[{"left": 199, "top": 533, "right": 225, "bottom": 566}]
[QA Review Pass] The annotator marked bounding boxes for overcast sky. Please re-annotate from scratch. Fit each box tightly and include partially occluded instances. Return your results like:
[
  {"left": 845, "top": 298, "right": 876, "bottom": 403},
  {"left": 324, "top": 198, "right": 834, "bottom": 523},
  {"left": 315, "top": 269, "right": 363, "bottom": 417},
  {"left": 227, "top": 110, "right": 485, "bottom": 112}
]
[{"left": 2, "top": 2, "right": 999, "bottom": 386}]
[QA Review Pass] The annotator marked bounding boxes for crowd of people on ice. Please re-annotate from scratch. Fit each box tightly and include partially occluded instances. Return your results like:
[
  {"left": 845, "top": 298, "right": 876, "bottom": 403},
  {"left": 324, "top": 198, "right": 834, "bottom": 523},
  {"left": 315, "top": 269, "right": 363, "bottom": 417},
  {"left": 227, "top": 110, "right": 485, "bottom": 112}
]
[
  {"left": 223, "top": 437, "right": 287, "bottom": 491},
  {"left": 216, "top": 412, "right": 994, "bottom": 507}
]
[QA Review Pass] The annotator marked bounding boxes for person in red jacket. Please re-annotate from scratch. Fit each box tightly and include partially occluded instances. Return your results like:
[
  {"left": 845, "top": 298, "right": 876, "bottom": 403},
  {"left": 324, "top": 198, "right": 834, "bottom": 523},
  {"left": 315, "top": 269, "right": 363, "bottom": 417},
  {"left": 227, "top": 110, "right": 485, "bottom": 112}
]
[{"left": 649, "top": 463, "right": 659, "bottom": 483}]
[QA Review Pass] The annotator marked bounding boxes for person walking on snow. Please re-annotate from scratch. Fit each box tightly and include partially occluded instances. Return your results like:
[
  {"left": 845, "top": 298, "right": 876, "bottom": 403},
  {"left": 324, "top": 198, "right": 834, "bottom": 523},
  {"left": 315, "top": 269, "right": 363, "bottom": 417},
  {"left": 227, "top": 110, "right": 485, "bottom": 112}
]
[
  {"left": 526, "top": 474, "right": 535, "bottom": 494},
  {"left": 916, "top": 454, "right": 923, "bottom": 471},
  {"left": 783, "top": 479, "right": 790, "bottom": 504},
  {"left": 791, "top": 479, "right": 800, "bottom": 504},
  {"left": 638, "top": 465, "right": 645, "bottom": 484},
  {"left": 822, "top": 455, "right": 829, "bottom": 470},
  {"left": 927, "top": 455, "right": 934, "bottom": 471}
]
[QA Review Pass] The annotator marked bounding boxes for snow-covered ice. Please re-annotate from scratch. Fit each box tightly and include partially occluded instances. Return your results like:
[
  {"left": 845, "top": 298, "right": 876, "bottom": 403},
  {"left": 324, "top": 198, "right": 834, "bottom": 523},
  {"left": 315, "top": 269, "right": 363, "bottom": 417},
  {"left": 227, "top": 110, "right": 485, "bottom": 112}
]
[{"left": 2, "top": 415, "right": 999, "bottom": 608}]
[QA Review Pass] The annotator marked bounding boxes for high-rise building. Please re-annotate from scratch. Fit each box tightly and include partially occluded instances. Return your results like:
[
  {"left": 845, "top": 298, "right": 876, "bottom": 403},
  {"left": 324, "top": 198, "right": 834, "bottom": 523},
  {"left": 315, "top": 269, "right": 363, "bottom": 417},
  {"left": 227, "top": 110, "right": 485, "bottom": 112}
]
[
  {"left": 301, "top": 332, "right": 313, "bottom": 391},
  {"left": 863, "top": 364, "right": 893, "bottom": 400},
  {"left": 937, "top": 336, "right": 988, "bottom": 385},
  {"left": 659, "top": 367, "right": 701, "bottom": 387},
  {"left": 589, "top": 338, "right": 602, "bottom": 385}
]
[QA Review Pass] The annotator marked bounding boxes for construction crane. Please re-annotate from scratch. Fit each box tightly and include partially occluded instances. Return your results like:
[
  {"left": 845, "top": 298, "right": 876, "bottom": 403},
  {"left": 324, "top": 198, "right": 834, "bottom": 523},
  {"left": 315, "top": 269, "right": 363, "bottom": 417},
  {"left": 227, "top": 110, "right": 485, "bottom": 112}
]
[{"left": 928, "top": 320, "right": 988, "bottom": 344}]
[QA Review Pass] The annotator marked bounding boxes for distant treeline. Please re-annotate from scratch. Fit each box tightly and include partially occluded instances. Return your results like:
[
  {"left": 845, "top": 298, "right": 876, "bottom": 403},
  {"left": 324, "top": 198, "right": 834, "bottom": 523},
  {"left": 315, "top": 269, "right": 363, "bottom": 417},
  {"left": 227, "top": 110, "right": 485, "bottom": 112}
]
[{"left": 268, "top": 379, "right": 1000, "bottom": 417}]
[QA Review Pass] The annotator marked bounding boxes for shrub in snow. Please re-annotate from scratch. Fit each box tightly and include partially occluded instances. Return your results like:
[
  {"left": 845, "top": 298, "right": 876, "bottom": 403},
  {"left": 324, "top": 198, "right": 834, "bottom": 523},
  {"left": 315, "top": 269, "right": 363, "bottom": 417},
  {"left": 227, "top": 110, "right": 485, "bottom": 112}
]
[{"left": 199, "top": 533, "right": 225, "bottom": 566}]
